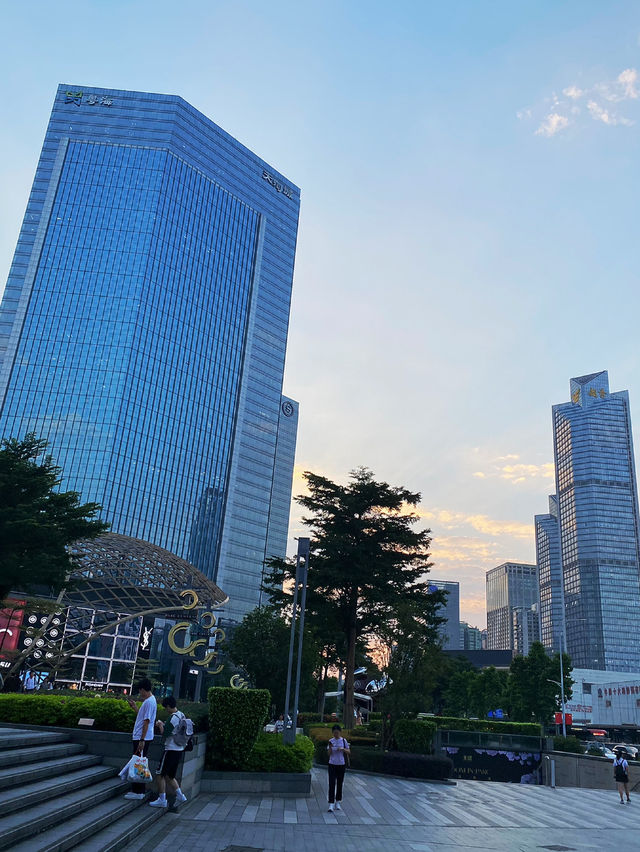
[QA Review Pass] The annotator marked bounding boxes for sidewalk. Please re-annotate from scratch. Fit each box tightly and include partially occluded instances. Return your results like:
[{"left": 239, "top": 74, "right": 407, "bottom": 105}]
[{"left": 124, "top": 766, "right": 634, "bottom": 852}]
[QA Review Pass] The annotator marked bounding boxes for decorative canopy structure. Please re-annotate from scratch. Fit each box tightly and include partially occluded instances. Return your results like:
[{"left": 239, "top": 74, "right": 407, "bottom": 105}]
[{"left": 66, "top": 533, "right": 228, "bottom": 615}]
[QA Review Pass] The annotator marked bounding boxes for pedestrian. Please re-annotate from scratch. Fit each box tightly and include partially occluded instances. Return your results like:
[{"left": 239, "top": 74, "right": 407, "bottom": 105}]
[
  {"left": 274, "top": 714, "right": 285, "bottom": 733},
  {"left": 22, "top": 670, "right": 37, "bottom": 692},
  {"left": 327, "top": 723, "right": 350, "bottom": 813},
  {"left": 149, "top": 696, "right": 188, "bottom": 808},
  {"left": 124, "top": 678, "right": 157, "bottom": 800},
  {"left": 613, "top": 747, "right": 631, "bottom": 804}
]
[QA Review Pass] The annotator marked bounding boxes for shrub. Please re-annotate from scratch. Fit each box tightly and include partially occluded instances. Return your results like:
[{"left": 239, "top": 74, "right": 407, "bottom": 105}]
[
  {"left": 0, "top": 694, "right": 135, "bottom": 731},
  {"left": 393, "top": 719, "right": 436, "bottom": 754},
  {"left": 366, "top": 720, "right": 382, "bottom": 734},
  {"left": 553, "top": 735, "right": 584, "bottom": 754},
  {"left": 245, "top": 733, "right": 314, "bottom": 773},
  {"left": 297, "top": 713, "right": 321, "bottom": 726},
  {"left": 207, "top": 687, "right": 270, "bottom": 770},
  {"left": 306, "top": 725, "right": 378, "bottom": 747},
  {"left": 429, "top": 716, "right": 541, "bottom": 736},
  {"left": 369, "top": 712, "right": 382, "bottom": 721}
]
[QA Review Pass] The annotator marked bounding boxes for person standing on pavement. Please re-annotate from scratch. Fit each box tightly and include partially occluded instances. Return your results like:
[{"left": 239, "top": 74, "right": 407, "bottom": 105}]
[
  {"left": 125, "top": 678, "right": 157, "bottom": 800},
  {"left": 613, "top": 747, "right": 631, "bottom": 804},
  {"left": 22, "top": 670, "right": 37, "bottom": 692},
  {"left": 149, "top": 696, "right": 188, "bottom": 808},
  {"left": 327, "top": 724, "right": 350, "bottom": 813}
]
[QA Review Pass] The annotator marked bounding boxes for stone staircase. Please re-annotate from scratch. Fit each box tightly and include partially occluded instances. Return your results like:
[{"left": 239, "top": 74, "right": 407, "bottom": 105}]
[{"left": 0, "top": 728, "right": 165, "bottom": 852}]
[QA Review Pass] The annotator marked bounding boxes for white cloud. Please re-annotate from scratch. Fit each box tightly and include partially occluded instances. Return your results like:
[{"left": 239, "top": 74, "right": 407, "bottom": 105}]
[
  {"left": 563, "top": 85, "right": 584, "bottom": 99},
  {"left": 526, "top": 66, "right": 639, "bottom": 137},
  {"left": 535, "top": 112, "right": 570, "bottom": 137}
]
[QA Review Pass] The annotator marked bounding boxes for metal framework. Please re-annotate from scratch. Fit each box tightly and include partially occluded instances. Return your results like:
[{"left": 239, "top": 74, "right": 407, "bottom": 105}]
[{"left": 66, "top": 533, "right": 228, "bottom": 614}]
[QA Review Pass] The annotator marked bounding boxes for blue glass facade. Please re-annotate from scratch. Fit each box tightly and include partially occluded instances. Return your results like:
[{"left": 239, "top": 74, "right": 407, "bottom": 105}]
[
  {"left": 0, "top": 85, "right": 300, "bottom": 622},
  {"left": 429, "top": 580, "right": 460, "bottom": 650},
  {"left": 553, "top": 371, "right": 640, "bottom": 671},
  {"left": 485, "top": 562, "right": 538, "bottom": 651},
  {"left": 535, "top": 495, "right": 564, "bottom": 654}
]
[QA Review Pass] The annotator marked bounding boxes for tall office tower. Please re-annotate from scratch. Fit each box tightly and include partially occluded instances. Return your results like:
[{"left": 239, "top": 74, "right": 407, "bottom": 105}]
[
  {"left": 511, "top": 604, "right": 540, "bottom": 656},
  {"left": 429, "top": 580, "right": 461, "bottom": 650},
  {"left": 460, "top": 622, "right": 483, "bottom": 650},
  {"left": 535, "top": 495, "right": 563, "bottom": 653},
  {"left": 0, "top": 84, "right": 300, "bottom": 624},
  {"left": 553, "top": 371, "right": 640, "bottom": 671},
  {"left": 486, "top": 562, "right": 537, "bottom": 650}
]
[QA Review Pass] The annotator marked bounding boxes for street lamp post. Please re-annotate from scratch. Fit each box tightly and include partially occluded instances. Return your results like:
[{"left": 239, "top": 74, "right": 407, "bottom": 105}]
[{"left": 283, "top": 537, "right": 310, "bottom": 746}]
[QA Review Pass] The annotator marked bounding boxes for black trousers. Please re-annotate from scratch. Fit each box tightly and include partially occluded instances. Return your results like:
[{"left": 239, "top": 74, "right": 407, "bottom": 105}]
[
  {"left": 328, "top": 763, "right": 346, "bottom": 803},
  {"left": 131, "top": 739, "right": 151, "bottom": 794}
]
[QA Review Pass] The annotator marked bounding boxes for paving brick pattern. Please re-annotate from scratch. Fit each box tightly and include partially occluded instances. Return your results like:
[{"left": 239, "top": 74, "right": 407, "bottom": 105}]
[{"left": 124, "top": 767, "right": 637, "bottom": 852}]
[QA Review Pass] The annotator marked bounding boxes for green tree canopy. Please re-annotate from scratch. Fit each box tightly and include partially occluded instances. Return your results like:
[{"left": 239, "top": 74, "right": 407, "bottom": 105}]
[
  {"left": 263, "top": 467, "right": 446, "bottom": 728},
  {"left": 225, "top": 606, "right": 320, "bottom": 714},
  {"left": 506, "top": 641, "right": 573, "bottom": 724},
  {"left": 0, "top": 433, "right": 109, "bottom": 601}
]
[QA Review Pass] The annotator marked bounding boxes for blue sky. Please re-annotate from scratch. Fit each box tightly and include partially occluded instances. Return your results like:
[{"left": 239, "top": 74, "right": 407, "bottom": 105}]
[{"left": 2, "top": 1, "right": 640, "bottom": 624}]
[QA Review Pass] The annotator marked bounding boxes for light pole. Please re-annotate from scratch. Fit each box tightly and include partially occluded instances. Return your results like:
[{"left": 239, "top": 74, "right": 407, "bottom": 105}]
[{"left": 283, "top": 537, "right": 310, "bottom": 746}]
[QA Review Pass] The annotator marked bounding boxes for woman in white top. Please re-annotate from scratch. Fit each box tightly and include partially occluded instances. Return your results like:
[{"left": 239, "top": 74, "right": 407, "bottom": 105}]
[{"left": 327, "top": 724, "right": 350, "bottom": 813}]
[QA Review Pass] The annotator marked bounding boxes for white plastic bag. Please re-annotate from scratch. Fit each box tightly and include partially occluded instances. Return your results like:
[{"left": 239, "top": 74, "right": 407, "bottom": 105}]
[
  {"left": 118, "top": 756, "right": 135, "bottom": 780},
  {"left": 126, "top": 755, "right": 153, "bottom": 783}
]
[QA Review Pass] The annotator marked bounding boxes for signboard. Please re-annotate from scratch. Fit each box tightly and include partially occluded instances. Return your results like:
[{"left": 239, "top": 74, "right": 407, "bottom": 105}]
[
  {"left": 0, "top": 601, "right": 25, "bottom": 660},
  {"left": 554, "top": 712, "right": 573, "bottom": 725},
  {"left": 444, "top": 746, "right": 542, "bottom": 783}
]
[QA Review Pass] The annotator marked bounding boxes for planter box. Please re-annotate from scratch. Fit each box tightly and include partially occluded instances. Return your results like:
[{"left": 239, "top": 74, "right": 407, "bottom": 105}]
[{"left": 201, "top": 770, "right": 311, "bottom": 797}]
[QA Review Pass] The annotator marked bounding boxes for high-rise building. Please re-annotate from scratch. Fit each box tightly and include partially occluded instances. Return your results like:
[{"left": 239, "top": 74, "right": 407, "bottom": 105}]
[
  {"left": 512, "top": 604, "right": 540, "bottom": 656},
  {"left": 486, "top": 562, "right": 537, "bottom": 650},
  {"left": 429, "top": 579, "right": 460, "bottom": 650},
  {"left": 535, "top": 495, "right": 563, "bottom": 653},
  {"left": 460, "top": 621, "right": 483, "bottom": 650},
  {"left": 552, "top": 371, "right": 640, "bottom": 671},
  {"left": 0, "top": 84, "right": 300, "bottom": 624}
]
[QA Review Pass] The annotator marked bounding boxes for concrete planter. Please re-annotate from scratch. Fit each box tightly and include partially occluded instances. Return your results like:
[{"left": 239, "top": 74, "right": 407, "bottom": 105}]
[{"left": 201, "top": 770, "right": 311, "bottom": 797}]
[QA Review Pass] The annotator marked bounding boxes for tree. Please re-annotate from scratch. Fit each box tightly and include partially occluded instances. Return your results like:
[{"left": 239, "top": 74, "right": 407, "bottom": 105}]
[
  {"left": 225, "top": 606, "right": 320, "bottom": 713},
  {"left": 507, "top": 642, "right": 573, "bottom": 724},
  {"left": 0, "top": 434, "right": 109, "bottom": 601},
  {"left": 263, "top": 468, "right": 446, "bottom": 729}
]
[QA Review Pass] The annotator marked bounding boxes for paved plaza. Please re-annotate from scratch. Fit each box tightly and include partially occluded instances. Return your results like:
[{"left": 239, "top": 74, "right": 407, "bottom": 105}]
[{"left": 124, "top": 767, "right": 638, "bottom": 852}]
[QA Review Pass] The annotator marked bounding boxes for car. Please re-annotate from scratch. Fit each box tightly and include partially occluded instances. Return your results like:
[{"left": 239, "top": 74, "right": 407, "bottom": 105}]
[
  {"left": 586, "top": 743, "right": 616, "bottom": 759},
  {"left": 611, "top": 744, "right": 639, "bottom": 759}
]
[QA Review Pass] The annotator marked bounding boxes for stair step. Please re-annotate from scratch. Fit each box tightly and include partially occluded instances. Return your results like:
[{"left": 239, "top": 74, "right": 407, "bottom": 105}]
[
  {"left": 0, "top": 775, "right": 129, "bottom": 850},
  {"left": 0, "top": 753, "right": 103, "bottom": 792},
  {"left": 0, "top": 730, "right": 70, "bottom": 751},
  {"left": 0, "top": 742, "right": 85, "bottom": 768},
  {"left": 8, "top": 792, "right": 161, "bottom": 852},
  {"left": 0, "top": 763, "right": 114, "bottom": 816}
]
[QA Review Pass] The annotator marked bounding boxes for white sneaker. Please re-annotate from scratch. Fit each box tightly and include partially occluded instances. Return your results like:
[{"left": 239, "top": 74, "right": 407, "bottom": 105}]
[
  {"left": 335, "top": 802, "right": 342, "bottom": 811},
  {"left": 175, "top": 790, "right": 187, "bottom": 803},
  {"left": 328, "top": 803, "right": 334, "bottom": 812},
  {"left": 149, "top": 798, "right": 167, "bottom": 808},
  {"left": 124, "top": 792, "right": 145, "bottom": 800}
]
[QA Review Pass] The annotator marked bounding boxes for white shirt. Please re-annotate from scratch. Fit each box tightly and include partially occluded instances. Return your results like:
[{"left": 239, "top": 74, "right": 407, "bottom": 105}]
[{"left": 132, "top": 695, "right": 157, "bottom": 741}]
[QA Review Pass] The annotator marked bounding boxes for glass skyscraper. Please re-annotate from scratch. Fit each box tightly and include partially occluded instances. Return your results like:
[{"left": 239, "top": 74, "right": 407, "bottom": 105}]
[
  {"left": 535, "top": 494, "right": 563, "bottom": 654},
  {"left": 552, "top": 371, "right": 640, "bottom": 671},
  {"left": 429, "top": 579, "right": 461, "bottom": 650},
  {"left": 0, "top": 84, "right": 300, "bottom": 623}
]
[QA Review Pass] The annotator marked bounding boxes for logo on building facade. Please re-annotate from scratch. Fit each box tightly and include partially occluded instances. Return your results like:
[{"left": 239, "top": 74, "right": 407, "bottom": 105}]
[
  {"left": 262, "top": 169, "right": 293, "bottom": 199},
  {"left": 64, "top": 91, "right": 114, "bottom": 107},
  {"left": 281, "top": 401, "right": 294, "bottom": 417}
]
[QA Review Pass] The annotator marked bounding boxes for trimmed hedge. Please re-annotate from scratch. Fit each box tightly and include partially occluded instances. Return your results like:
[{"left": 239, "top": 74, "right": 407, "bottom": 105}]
[
  {"left": 297, "top": 713, "right": 322, "bottom": 725},
  {"left": 207, "top": 687, "right": 270, "bottom": 770},
  {"left": 429, "top": 716, "right": 541, "bottom": 736},
  {"left": 0, "top": 694, "right": 135, "bottom": 731},
  {"left": 366, "top": 720, "right": 382, "bottom": 734},
  {"left": 393, "top": 719, "right": 436, "bottom": 754},
  {"left": 245, "top": 733, "right": 314, "bottom": 773},
  {"left": 315, "top": 743, "right": 452, "bottom": 780},
  {"left": 306, "top": 725, "right": 379, "bottom": 747},
  {"left": 553, "top": 735, "right": 584, "bottom": 754}
]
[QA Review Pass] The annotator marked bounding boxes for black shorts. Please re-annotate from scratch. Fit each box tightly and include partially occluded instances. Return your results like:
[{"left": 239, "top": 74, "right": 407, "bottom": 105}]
[{"left": 158, "top": 749, "right": 182, "bottom": 779}]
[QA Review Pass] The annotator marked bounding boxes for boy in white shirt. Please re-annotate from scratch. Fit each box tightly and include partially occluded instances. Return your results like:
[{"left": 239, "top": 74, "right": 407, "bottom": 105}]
[
  {"left": 124, "top": 678, "right": 157, "bottom": 800},
  {"left": 149, "top": 695, "right": 188, "bottom": 808}
]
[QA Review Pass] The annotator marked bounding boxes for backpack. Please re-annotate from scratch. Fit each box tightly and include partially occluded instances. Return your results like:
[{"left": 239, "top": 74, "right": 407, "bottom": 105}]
[
  {"left": 171, "top": 712, "right": 194, "bottom": 750},
  {"left": 614, "top": 759, "right": 628, "bottom": 782}
]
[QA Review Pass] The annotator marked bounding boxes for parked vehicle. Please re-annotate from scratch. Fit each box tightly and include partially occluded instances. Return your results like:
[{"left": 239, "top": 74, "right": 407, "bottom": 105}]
[
  {"left": 585, "top": 743, "right": 616, "bottom": 759},
  {"left": 611, "top": 744, "right": 638, "bottom": 759}
]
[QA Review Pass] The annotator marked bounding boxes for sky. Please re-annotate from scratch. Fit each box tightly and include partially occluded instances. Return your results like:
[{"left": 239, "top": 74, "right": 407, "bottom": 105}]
[{"left": 1, "top": 1, "right": 640, "bottom": 626}]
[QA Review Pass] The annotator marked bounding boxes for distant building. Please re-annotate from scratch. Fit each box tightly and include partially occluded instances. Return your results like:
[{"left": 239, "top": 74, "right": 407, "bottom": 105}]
[
  {"left": 512, "top": 604, "right": 540, "bottom": 656},
  {"left": 566, "top": 668, "right": 640, "bottom": 726},
  {"left": 553, "top": 371, "right": 640, "bottom": 671},
  {"left": 460, "top": 622, "right": 483, "bottom": 650},
  {"left": 535, "top": 495, "right": 563, "bottom": 654},
  {"left": 429, "top": 580, "right": 460, "bottom": 650},
  {"left": 486, "top": 562, "right": 537, "bottom": 651},
  {"left": 442, "top": 649, "right": 513, "bottom": 670}
]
